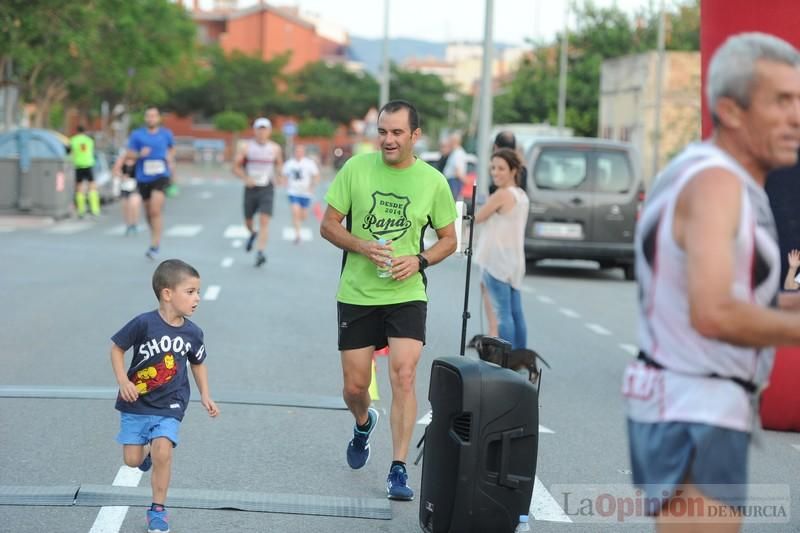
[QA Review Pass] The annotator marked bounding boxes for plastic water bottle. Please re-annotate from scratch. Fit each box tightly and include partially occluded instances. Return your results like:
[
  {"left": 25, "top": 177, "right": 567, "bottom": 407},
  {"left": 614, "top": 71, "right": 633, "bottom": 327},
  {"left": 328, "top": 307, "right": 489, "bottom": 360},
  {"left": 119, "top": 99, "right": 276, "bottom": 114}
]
[
  {"left": 514, "top": 514, "right": 530, "bottom": 532},
  {"left": 376, "top": 238, "right": 392, "bottom": 278}
]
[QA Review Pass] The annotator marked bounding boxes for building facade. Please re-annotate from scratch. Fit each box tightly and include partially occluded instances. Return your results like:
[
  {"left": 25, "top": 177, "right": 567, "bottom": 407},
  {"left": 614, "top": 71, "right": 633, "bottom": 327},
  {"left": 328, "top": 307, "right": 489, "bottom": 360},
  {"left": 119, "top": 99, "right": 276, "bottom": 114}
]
[{"left": 599, "top": 51, "right": 701, "bottom": 188}]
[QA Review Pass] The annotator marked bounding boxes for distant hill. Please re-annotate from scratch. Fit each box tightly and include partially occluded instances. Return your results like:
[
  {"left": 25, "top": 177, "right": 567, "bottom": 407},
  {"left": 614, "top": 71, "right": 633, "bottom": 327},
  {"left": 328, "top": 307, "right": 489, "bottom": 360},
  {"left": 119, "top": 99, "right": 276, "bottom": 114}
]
[
  {"left": 348, "top": 36, "right": 517, "bottom": 75},
  {"left": 348, "top": 37, "right": 448, "bottom": 75}
]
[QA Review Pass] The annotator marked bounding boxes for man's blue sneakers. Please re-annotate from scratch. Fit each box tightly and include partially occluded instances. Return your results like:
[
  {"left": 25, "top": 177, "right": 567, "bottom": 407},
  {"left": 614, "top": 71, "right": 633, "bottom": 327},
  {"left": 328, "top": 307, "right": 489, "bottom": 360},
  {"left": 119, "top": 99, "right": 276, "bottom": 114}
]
[
  {"left": 346, "top": 407, "right": 378, "bottom": 469},
  {"left": 387, "top": 464, "right": 414, "bottom": 501}
]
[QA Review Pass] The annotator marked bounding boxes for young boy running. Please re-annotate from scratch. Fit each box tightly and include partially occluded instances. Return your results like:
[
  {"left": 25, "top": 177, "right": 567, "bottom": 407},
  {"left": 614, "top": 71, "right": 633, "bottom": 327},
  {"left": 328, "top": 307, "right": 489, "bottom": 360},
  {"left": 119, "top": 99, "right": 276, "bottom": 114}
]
[{"left": 110, "top": 259, "right": 219, "bottom": 533}]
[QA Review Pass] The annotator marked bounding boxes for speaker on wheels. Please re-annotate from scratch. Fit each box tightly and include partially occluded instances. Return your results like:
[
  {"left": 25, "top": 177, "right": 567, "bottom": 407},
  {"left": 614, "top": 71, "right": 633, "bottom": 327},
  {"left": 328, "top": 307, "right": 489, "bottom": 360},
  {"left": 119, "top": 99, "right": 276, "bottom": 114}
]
[{"left": 419, "top": 356, "right": 539, "bottom": 533}]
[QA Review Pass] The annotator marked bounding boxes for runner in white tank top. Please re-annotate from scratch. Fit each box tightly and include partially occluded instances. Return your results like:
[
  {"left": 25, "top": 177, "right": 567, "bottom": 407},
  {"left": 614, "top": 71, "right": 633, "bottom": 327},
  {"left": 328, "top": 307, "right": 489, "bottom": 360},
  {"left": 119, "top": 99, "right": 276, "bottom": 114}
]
[
  {"left": 623, "top": 33, "right": 800, "bottom": 532},
  {"left": 233, "top": 118, "right": 283, "bottom": 267}
]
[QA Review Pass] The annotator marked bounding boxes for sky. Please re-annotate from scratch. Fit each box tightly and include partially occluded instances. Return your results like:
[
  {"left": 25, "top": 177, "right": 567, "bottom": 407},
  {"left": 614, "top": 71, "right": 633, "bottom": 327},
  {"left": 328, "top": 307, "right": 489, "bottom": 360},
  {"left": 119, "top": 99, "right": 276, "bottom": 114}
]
[{"left": 200, "top": 0, "right": 663, "bottom": 47}]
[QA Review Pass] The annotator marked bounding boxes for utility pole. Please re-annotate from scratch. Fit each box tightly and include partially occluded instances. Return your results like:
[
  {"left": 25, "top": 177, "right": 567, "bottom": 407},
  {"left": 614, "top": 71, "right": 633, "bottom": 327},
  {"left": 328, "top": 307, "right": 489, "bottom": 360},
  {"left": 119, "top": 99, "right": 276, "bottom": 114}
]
[
  {"left": 379, "top": 0, "right": 390, "bottom": 108},
  {"left": 652, "top": 0, "right": 666, "bottom": 178},
  {"left": 477, "top": 0, "right": 494, "bottom": 200},
  {"left": 556, "top": 0, "right": 569, "bottom": 130}
]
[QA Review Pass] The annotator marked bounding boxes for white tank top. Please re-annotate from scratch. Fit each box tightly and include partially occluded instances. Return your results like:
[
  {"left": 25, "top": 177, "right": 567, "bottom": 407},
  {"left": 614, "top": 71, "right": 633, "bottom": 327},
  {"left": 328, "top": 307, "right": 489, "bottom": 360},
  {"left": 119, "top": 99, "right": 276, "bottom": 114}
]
[
  {"left": 624, "top": 142, "right": 780, "bottom": 432},
  {"left": 475, "top": 187, "right": 530, "bottom": 289},
  {"left": 245, "top": 140, "right": 279, "bottom": 186}
]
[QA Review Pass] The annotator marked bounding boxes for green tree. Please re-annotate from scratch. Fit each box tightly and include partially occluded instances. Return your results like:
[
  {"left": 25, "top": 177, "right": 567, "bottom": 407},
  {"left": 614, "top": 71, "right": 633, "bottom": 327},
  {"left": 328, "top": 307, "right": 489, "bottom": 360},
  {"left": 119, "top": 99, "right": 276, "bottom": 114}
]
[
  {"left": 290, "top": 61, "right": 378, "bottom": 124},
  {"left": 298, "top": 117, "right": 336, "bottom": 138},
  {"left": 496, "top": 0, "right": 700, "bottom": 137},
  {"left": 390, "top": 65, "right": 451, "bottom": 129},
  {"left": 168, "top": 46, "right": 289, "bottom": 118},
  {"left": 0, "top": 0, "right": 198, "bottom": 128},
  {"left": 213, "top": 110, "right": 248, "bottom": 151}
]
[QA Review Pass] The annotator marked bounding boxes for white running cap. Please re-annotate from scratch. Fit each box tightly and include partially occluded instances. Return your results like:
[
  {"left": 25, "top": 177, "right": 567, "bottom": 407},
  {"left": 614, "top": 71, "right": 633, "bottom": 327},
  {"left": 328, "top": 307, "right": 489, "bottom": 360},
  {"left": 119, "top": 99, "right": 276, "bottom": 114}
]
[{"left": 253, "top": 117, "right": 272, "bottom": 129}]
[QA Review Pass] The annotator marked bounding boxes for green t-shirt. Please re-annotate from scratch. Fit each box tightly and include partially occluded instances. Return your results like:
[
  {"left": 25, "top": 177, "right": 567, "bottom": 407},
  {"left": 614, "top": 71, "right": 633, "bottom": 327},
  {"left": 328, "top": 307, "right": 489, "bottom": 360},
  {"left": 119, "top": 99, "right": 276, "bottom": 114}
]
[
  {"left": 70, "top": 133, "right": 95, "bottom": 169},
  {"left": 325, "top": 152, "right": 458, "bottom": 305}
]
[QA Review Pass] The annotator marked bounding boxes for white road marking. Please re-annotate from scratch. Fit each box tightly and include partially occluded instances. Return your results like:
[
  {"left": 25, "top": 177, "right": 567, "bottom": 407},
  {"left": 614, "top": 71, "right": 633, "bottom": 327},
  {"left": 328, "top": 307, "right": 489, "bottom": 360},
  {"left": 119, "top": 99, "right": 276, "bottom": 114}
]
[
  {"left": 188, "top": 177, "right": 205, "bottom": 185},
  {"left": 198, "top": 191, "right": 213, "bottom": 200},
  {"left": 559, "top": 308, "right": 580, "bottom": 318},
  {"left": 0, "top": 226, "right": 16, "bottom": 233},
  {"left": 586, "top": 323, "right": 611, "bottom": 336},
  {"left": 47, "top": 221, "right": 93, "bottom": 234},
  {"left": 791, "top": 444, "right": 800, "bottom": 453},
  {"left": 221, "top": 257, "right": 234, "bottom": 268},
  {"left": 619, "top": 343, "right": 638, "bottom": 356},
  {"left": 416, "top": 410, "right": 554, "bottom": 434},
  {"left": 203, "top": 285, "right": 221, "bottom": 301},
  {"left": 531, "top": 476, "right": 573, "bottom": 523},
  {"left": 88, "top": 466, "right": 143, "bottom": 533},
  {"left": 164, "top": 224, "right": 202, "bottom": 237},
  {"left": 224, "top": 225, "right": 251, "bottom": 239},
  {"left": 537, "top": 295, "right": 554, "bottom": 304},
  {"left": 281, "top": 226, "right": 313, "bottom": 242},
  {"left": 519, "top": 285, "right": 536, "bottom": 294},
  {"left": 231, "top": 239, "right": 243, "bottom": 248}
]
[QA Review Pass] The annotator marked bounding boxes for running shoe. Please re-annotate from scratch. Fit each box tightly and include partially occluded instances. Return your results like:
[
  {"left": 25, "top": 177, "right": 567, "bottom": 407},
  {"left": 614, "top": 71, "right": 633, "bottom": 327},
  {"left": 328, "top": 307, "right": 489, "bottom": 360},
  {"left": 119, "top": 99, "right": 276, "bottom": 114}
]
[
  {"left": 146, "top": 506, "right": 169, "bottom": 533},
  {"left": 386, "top": 464, "right": 414, "bottom": 501},
  {"left": 145, "top": 246, "right": 159, "bottom": 260},
  {"left": 255, "top": 251, "right": 266, "bottom": 267},
  {"left": 346, "top": 407, "right": 378, "bottom": 469},
  {"left": 138, "top": 452, "right": 152, "bottom": 472},
  {"left": 246, "top": 231, "right": 258, "bottom": 252}
]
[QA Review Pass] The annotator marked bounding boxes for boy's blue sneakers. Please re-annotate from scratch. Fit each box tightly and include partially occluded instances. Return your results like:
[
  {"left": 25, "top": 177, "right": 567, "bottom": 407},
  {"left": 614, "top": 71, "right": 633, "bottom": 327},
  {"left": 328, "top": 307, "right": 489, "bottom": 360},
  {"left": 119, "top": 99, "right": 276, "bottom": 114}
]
[
  {"left": 138, "top": 452, "right": 152, "bottom": 472},
  {"left": 387, "top": 464, "right": 414, "bottom": 501},
  {"left": 146, "top": 506, "right": 169, "bottom": 533},
  {"left": 346, "top": 407, "right": 378, "bottom": 469}
]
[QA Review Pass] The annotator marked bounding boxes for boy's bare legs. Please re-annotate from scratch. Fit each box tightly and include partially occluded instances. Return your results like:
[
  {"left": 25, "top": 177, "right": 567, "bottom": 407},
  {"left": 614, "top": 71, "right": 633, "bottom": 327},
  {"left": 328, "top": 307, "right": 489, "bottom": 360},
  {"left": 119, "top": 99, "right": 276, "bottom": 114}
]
[
  {"left": 122, "top": 444, "right": 148, "bottom": 468},
  {"left": 150, "top": 437, "right": 173, "bottom": 505},
  {"left": 291, "top": 203, "right": 303, "bottom": 242},
  {"left": 387, "top": 337, "right": 422, "bottom": 462}
]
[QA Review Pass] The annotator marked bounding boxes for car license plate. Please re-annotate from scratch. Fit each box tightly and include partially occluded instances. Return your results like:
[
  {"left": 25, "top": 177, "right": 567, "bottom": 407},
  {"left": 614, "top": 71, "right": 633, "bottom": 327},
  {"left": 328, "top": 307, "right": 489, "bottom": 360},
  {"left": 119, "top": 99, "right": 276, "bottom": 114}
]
[{"left": 533, "top": 222, "right": 583, "bottom": 240}]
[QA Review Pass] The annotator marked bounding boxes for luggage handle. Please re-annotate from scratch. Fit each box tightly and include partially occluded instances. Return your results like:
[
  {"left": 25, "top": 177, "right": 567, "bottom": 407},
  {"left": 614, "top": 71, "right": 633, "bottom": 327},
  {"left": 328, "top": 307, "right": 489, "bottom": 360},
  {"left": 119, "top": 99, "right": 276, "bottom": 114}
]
[{"left": 499, "top": 427, "right": 524, "bottom": 489}]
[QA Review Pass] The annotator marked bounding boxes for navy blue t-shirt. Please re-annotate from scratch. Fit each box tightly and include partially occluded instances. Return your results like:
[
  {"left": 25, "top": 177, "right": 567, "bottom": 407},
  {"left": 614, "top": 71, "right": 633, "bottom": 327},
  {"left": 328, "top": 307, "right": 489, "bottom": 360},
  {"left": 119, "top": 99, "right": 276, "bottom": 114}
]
[{"left": 111, "top": 310, "right": 206, "bottom": 421}]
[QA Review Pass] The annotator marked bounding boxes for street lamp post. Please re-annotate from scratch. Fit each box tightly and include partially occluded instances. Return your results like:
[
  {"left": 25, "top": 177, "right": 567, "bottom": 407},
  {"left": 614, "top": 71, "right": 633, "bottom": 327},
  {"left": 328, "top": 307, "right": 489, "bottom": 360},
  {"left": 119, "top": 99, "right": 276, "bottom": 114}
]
[{"left": 379, "top": 0, "right": 390, "bottom": 108}]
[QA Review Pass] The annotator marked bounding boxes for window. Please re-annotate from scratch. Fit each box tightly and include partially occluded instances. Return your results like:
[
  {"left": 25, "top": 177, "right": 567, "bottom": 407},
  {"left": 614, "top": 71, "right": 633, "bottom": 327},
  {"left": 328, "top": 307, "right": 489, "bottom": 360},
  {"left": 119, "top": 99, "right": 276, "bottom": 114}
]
[
  {"left": 595, "top": 151, "right": 633, "bottom": 193},
  {"left": 533, "top": 150, "right": 587, "bottom": 190}
]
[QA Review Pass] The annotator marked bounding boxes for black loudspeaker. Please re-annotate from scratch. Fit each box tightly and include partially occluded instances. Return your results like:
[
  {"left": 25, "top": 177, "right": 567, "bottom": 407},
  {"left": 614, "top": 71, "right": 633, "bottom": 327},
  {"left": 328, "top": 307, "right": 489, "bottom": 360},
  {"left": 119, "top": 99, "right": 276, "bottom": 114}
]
[{"left": 419, "top": 356, "right": 539, "bottom": 533}]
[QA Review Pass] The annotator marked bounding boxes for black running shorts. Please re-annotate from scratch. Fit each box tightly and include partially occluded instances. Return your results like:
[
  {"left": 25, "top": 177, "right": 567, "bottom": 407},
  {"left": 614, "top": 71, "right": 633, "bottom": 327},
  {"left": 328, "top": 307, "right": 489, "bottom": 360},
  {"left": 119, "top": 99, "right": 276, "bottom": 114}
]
[
  {"left": 337, "top": 301, "right": 427, "bottom": 351},
  {"left": 244, "top": 184, "right": 275, "bottom": 219},
  {"left": 75, "top": 167, "right": 94, "bottom": 182},
  {"left": 137, "top": 177, "right": 170, "bottom": 201}
]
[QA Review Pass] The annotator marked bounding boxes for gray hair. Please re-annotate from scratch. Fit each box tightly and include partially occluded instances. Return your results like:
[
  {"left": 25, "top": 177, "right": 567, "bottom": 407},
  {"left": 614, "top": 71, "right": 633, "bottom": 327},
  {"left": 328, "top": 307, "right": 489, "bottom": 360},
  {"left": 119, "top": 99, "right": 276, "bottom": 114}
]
[{"left": 707, "top": 32, "right": 800, "bottom": 124}]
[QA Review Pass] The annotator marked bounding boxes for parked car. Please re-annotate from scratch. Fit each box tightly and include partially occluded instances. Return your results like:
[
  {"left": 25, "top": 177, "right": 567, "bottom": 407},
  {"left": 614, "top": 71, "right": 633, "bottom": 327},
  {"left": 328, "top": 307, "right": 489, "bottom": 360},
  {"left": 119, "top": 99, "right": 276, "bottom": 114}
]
[
  {"left": 523, "top": 137, "right": 643, "bottom": 280},
  {"left": 92, "top": 151, "right": 119, "bottom": 203}
]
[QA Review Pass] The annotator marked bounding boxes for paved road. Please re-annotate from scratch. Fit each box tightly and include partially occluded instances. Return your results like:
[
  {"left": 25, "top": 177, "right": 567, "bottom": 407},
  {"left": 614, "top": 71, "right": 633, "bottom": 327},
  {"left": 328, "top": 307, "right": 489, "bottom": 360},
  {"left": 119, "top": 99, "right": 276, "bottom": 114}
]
[{"left": 1, "top": 164, "right": 799, "bottom": 532}]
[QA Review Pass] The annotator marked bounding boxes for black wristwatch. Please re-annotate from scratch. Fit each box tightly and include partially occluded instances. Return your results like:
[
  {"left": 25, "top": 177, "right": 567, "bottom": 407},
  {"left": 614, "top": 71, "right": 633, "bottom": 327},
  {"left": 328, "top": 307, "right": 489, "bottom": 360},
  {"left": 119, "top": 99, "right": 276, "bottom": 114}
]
[{"left": 416, "top": 254, "right": 429, "bottom": 272}]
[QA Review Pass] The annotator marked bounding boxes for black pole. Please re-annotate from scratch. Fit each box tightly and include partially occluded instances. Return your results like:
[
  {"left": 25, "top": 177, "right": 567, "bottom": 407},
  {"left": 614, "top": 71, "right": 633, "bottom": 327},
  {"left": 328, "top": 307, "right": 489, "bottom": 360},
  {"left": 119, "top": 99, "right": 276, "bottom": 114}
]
[{"left": 459, "top": 183, "right": 479, "bottom": 356}]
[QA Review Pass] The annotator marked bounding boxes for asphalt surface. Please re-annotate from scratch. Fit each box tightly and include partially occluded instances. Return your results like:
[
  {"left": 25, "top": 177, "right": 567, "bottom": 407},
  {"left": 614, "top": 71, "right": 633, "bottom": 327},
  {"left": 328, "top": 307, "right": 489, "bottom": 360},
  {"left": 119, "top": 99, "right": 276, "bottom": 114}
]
[{"left": 1, "top": 163, "right": 799, "bottom": 533}]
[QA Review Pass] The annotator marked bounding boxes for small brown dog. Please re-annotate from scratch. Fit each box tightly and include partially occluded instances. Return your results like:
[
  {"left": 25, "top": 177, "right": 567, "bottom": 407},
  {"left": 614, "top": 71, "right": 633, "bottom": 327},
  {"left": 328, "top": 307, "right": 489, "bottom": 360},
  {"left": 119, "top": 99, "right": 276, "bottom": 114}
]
[{"left": 467, "top": 334, "right": 550, "bottom": 388}]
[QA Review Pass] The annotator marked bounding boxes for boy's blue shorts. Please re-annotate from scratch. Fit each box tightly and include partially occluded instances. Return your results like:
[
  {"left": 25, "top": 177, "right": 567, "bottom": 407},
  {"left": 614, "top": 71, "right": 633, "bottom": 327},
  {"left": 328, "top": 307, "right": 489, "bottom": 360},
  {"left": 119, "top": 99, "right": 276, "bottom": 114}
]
[{"left": 117, "top": 413, "right": 180, "bottom": 447}]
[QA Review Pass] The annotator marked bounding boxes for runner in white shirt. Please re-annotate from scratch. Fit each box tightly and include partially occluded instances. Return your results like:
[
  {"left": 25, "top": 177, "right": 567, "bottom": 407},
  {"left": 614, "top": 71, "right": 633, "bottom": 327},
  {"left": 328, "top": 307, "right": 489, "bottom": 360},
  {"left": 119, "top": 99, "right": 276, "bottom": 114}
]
[
  {"left": 625, "top": 33, "right": 800, "bottom": 532},
  {"left": 233, "top": 118, "right": 283, "bottom": 267},
  {"left": 282, "top": 144, "right": 320, "bottom": 244}
]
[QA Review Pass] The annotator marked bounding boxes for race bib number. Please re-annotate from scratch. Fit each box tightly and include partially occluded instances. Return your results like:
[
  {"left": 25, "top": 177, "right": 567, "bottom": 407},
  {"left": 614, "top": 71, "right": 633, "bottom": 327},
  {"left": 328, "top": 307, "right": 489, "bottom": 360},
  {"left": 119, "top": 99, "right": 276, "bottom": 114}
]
[
  {"left": 143, "top": 159, "right": 166, "bottom": 176},
  {"left": 121, "top": 178, "right": 137, "bottom": 192},
  {"left": 621, "top": 362, "right": 660, "bottom": 400}
]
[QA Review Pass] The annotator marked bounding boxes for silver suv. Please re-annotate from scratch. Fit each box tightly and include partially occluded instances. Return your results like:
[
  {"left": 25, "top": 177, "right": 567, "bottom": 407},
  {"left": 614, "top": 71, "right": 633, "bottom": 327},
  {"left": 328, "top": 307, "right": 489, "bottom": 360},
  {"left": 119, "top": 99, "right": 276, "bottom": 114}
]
[{"left": 524, "top": 138, "right": 642, "bottom": 280}]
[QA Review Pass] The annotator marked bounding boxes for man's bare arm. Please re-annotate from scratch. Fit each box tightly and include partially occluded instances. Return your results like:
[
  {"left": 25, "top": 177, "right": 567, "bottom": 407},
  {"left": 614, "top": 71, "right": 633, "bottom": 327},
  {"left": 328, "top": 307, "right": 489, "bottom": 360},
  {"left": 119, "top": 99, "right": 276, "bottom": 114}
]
[{"left": 682, "top": 168, "right": 800, "bottom": 346}]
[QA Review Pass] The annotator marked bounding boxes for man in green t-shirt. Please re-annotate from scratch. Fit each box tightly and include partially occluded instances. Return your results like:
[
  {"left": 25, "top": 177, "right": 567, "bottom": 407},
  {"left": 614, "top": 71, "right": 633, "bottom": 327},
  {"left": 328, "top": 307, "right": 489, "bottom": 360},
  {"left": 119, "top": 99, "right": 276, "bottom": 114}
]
[
  {"left": 321, "top": 100, "right": 458, "bottom": 501},
  {"left": 69, "top": 125, "right": 100, "bottom": 217}
]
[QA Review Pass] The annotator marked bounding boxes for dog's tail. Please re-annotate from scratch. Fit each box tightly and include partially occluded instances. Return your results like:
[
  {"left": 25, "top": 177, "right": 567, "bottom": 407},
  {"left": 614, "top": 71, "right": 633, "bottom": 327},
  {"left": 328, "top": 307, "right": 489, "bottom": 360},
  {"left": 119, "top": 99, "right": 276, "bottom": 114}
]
[{"left": 534, "top": 352, "right": 551, "bottom": 369}]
